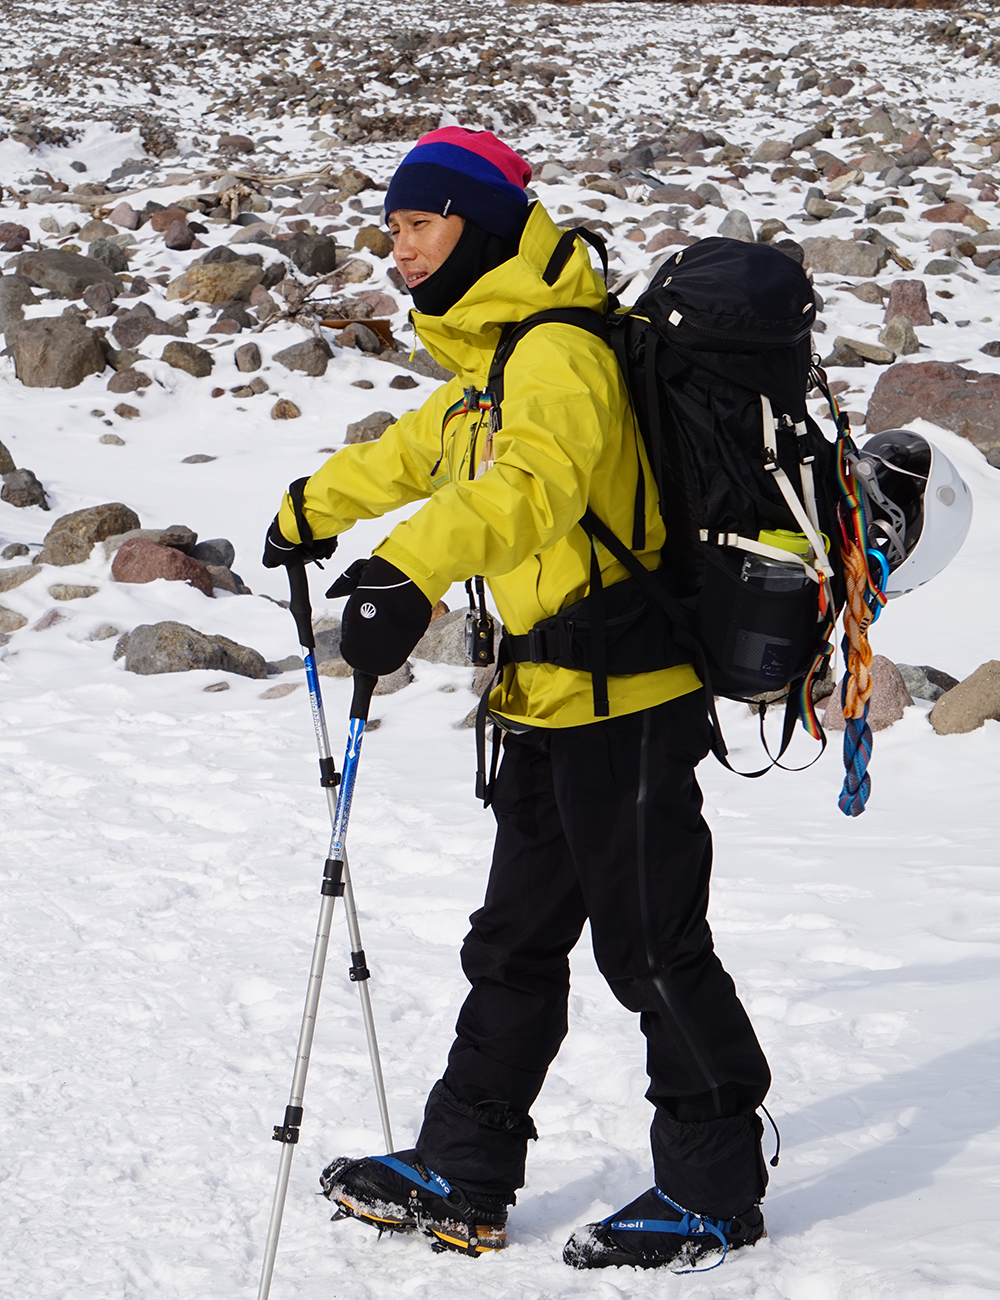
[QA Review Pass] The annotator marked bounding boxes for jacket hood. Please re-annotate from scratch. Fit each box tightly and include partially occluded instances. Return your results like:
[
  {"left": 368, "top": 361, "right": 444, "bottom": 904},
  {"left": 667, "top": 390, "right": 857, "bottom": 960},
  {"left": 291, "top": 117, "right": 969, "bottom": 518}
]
[{"left": 410, "top": 202, "right": 609, "bottom": 378}]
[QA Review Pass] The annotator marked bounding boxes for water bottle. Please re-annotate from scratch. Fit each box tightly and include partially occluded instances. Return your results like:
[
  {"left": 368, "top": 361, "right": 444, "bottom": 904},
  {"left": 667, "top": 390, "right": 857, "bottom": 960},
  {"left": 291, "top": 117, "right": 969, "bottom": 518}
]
[{"left": 740, "top": 554, "right": 809, "bottom": 593}]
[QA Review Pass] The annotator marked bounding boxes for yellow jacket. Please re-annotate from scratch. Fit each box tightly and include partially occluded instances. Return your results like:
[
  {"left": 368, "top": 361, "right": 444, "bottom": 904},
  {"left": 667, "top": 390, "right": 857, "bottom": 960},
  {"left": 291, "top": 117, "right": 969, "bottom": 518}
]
[{"left": 278, "top": 202, "right": 700, "bottom": 727}]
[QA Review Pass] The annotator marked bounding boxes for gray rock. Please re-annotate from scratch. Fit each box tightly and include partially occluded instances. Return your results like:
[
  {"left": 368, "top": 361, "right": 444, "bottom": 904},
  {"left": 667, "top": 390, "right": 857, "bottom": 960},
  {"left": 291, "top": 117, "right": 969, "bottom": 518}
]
[
  {"left": 48, "top": 583, "right": 99, "bottom": 601},
  {"left": 879, "top": 315, "right": 920, "bottom": 357},
  {"left": 346, "top": 410, "right": 394, "bottom": 444},
  {"left": 752, "top": 138, "right": 792, "bottom": 164},
  {"left": 112, "top": 312, "right": 185, "bottom": 350},
  {"left": 191, "top": 538, "right": 235, "bottom": 568},
  {"left": 6, "top": 317, "right": 106, "bottom": 389},
  {"left": 165, "top": 251, "right": 264, "bottom": 305},
  {"left": 833, "top": 335, "right": 894, "bottom": 365},
  {"left": 107, "top": 368, "right": 153, "bottom": 394},
  {"left": 266, "top": 654, "right": 305, "bottom": 675},
  {"left": 374, "top": 661, "right": 414, "bottom": 695},
  {"left": 412, "top": 609, "right": 468, "bottom": 665},
  {"left": 116, "top": 621, "right": 266, "bottom": 678},
  {"left": 899, "top": 665, "right": 946, "bottom": 707},
  {"left": 1, "top": 542, "right": 28, "bottom": 559},
  {"left": 89, "top": 624, "right": 120, "bottom": 641},
  {"left": 929, "top": 660, "right": 1000, "bottom": 735},
  {"left": 15, "top": 250, "right": 119, "bottom": 299},
  {"left": 103, "top": 525, "right": 197, "bottom": 559},
  {"left": 375, "top": 348, "right": 452, "bottom": 382},
  {"left": 0, "top": 604, "right": 28, "bottom": 633},
  {"left": 36, "top": 502, "right": 141, "bottom": 566},
  {"left": 0, "top": 275, "right": 38, "bottom": 328},
  {"left": 2, "top": 468, "right": 49, "bottom": 509},
  {"left": 800, "top": 236, "right": 890, "bottom": 277},
  {"left": 234, "top": 342, "right": 262, "bottom": 372},
  {"left": 313, "top": 617, "right": 342, "bottom": 663},
  {"left": 88, "top": 238, "right": 128, "bottom": 274},
  {"left": 0, "top": 439, "right": 14, "bottom": 475},
  {"left": 273, "top": 337, "right": 332, "bottom": 377},
  {"left": 162, "top": 341, "right": 214, "bottom": 377},
  {"left": 980, "top": 341, "right": 1000, "bottom": 358},
  {"left": 717, "top": 210, "right": 754, "bottom": 242},
  {"left": 925, "top": 258, "right": 961, "bottom": 276},
  {"left": 204, "top": 564, "right": 243, "bottom": 594},
  {"left": 317, "top": 657, "right": 353, "bottom": 678},
  {"left": 0, "top": 564, "right": 41, "bottom": 593},
  {"left": 823, "top": 655, "right": 913, "bottom": 731}
]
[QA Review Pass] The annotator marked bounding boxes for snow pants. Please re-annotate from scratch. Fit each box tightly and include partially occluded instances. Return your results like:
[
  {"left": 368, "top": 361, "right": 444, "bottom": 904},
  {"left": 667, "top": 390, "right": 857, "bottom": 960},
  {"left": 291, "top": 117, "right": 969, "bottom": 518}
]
[{"left": 415, "top": 688, "right": 772, "bottom": 1219}]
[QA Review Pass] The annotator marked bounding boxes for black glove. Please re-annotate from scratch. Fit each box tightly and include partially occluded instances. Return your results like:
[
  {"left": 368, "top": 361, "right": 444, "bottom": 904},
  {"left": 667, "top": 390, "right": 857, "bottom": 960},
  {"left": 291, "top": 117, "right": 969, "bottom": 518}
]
[
  {"left": 261, "top": 516, "right": 338, "bottom": 568},
  {"left": 261, "top": 476, "right": 338, "bottom": 569},
  {"left": 332, "top": 556, "right": 432, "bottom": 676}
]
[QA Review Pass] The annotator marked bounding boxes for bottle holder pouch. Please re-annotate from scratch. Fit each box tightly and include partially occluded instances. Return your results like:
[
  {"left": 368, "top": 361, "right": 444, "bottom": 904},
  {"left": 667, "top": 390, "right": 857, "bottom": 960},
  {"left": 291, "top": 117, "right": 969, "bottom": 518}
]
[{"left": 696, "top": 546, "right": 818, "bottom": 699}]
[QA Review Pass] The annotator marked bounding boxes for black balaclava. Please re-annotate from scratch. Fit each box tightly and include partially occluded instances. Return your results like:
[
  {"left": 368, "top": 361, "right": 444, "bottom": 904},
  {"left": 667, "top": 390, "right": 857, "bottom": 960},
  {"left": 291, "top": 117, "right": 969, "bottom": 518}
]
[{"left": 409, "top": 214, "right": 527, "bottom": 317}]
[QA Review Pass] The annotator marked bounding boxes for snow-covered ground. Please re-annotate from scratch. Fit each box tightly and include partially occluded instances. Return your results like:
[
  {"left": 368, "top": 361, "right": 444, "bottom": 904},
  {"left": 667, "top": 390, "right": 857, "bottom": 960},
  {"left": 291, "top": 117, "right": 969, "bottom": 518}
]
[{"left": 4, "top": 3, "right": 1000, "bottom": 1298}]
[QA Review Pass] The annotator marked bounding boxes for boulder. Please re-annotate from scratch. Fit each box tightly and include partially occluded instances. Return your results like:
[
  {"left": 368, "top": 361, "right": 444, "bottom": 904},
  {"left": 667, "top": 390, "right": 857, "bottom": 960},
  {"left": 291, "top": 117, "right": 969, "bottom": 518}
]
[
  {"left": 1, "top": 468, "right": 49, "bottom": 509},
  {"left": 646, "top": 185, "right": 705, "bottom": 210},
  {"left": 647, "top": 228, "right": 698, "bottom": 253},
  {"left": 866, "top": 361, "right": 1000, "bottom": 463},
  {"left": 7, "top": 318, "right": 106, "bottom": 388},
  {"left": 374, "top": 662, "right": 414, "bottom": 695},
  {"left": 752, "top": 138, "right": 792, "bottom": 164},
  {"left": 929, "top": 660, "right": 1000, "bottom": 735},
  {"left": 88, "top": 238, "right": 128, "bottom": 274},
  {"left": 823, "top": 655, "right": 913, "bottom": 731},
  {"left": 234, "top": 342, "right": 261, "bottom": 372},
  {"left": 833, "top": 335, "right": 894, "bottom": 365},
  {"left": 346, "top": 411, "right": 394, "bottom": 444},
  {"left": 273, "top": 337, "right": 332, "bottom": 376},
  {"left": 313, "top": 617, "right": 342, "bottom": 663},
  {"left": 162, "top": 341, "right": 214, "bottom": 378},
  {"left": 0, "top": 604, "right": 28, "bottom": 633},
  {"left": 354, "top": 226, "right": 393, "bottom": 258},
  {"left": 108, "top": 202, "right": 140, "bottom": 230},
  {"left": 800, "top": 236, "right": 890, "bottom": 277},
  {"left": 253, "top": 231, "right": 341, "bottom": 277},
  {"left": 0, "top": 274, "right": 38, "bottom": 328},
  {"left": 270, "top": 399, "right": 301, "bottom": 420},
  {"left": 112, "top": 311, "right": 185, "bottom": 350},
  {"left": 896, "top": 663, "right": 959, "bottom": 703},
  {"left": 115, "top": 621, "right": 266, "bottom": 678},
  {"left": 111, "top": 538, "right": 214, "bottom": 597},
  {"left": 191, "top": 538, "right": 235, "bottom": 568},
  {"left": 878, "top": 315, "right": 920, "bottom": 357},
  {"left": 15, "top": 250, "right": 119, "bottom": 299},
  {"left": 717, "top": 210, "right": 754, "bottom": 242},
  {"left": 0, "top": 565, "right": 40, "bottom": 593},
  {"left": 0, "top": 439, "right": 14, "bottom": 474},
  {"left": 883, "top": 278, "right": 932, "bottom": 326},
  {"left": 165, "top": 250, "right": 264, "bottom": 304},
  {"left": 412, "top": 609, "right": 468, "bottom": 665},
  {"left": 107, "top": 368, "right": 152, "bottom": 394},
  {"left": 102, "top": 525, "right": 198, "bottom": 559},
  {"left": 35, "top": 502, "right": 141, "bottom": 566},
  {"left": 922, "top": 202, "right": 975, "bottom": 224},
  {"left": 48, "top": 583, "right": 99, "bottom": 601},
  {"left": 376, "top": 348, "right": 452, "bottom": 382}
]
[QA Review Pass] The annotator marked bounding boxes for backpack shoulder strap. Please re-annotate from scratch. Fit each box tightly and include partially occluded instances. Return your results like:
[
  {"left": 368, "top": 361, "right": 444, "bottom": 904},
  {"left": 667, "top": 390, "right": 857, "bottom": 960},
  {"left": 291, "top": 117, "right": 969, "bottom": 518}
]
[{"left": 487, "top": 307, "right": 610, "bottom": 421}]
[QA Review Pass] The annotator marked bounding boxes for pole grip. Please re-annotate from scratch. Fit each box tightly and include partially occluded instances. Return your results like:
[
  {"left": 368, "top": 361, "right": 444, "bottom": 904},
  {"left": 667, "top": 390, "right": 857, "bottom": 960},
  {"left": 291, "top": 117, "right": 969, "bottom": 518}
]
[
  {"left": 287, "top": 565, "right": 315, "bottom": 651},
  {"left": 350, "top": 672, "right": 378, "bottom": 720}
]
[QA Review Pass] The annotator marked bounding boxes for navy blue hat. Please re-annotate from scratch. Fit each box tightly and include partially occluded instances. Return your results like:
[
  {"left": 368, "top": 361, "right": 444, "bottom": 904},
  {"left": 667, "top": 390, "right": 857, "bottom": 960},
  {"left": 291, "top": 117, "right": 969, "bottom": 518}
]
[{"left": 384, "top": 127, "right": 532, "bottom": 243}]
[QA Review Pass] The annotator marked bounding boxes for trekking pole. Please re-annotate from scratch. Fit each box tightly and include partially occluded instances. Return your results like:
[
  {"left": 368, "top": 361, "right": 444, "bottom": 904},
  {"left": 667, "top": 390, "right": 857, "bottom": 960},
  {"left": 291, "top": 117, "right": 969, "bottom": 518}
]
[{"left": 257, "top": 564, "right": 393, "bottom": 1300}]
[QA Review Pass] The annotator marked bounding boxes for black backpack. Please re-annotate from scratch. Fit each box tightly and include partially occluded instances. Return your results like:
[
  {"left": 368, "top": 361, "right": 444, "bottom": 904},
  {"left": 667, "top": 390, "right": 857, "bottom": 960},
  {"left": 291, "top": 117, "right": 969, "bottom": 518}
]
[{"left": 478, "top": 232, "right": 849, "bottom": 795}]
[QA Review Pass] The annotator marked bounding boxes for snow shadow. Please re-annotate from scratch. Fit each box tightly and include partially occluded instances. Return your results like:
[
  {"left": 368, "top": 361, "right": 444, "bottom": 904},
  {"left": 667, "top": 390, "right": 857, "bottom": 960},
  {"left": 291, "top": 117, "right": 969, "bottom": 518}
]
[{"left": 769, "top": 1033, "right": 1000, "bottom": 1233}]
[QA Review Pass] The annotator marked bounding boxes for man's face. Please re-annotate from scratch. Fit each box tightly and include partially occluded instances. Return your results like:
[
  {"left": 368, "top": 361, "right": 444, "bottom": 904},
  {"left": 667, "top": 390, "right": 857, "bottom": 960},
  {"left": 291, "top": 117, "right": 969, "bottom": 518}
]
[{"left": 387, "top": 209, "right": 465, "bottom": 291}]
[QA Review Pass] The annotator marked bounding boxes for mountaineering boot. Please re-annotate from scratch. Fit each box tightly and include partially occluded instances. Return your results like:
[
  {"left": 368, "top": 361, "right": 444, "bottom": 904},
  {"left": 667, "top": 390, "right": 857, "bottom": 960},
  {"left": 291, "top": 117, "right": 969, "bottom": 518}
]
[
  {"left": 319, "top": 1149, "right": 509, "bottom": 1256},
  {"left": 563, "top": 1186, "right": 765, "bottom": 1271}
]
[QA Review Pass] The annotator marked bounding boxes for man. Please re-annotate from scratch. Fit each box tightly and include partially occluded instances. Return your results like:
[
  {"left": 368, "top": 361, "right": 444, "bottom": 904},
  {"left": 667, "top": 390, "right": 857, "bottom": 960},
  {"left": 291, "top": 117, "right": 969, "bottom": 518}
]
[{"left": 263, "top": 126, "right": 771, "bottom": 1270}]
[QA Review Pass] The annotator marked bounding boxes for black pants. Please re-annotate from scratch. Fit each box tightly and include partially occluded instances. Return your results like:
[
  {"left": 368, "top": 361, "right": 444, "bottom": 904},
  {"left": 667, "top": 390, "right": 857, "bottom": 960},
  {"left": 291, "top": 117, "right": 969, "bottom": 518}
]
[{"left": 416, "top": 690, "right": 771, "bottom": 1218}]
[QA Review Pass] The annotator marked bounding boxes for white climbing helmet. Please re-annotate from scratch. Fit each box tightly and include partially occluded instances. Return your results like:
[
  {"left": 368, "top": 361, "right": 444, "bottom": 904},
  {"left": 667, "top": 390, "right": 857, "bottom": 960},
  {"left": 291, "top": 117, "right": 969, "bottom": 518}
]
[{"left": 853, "top": 428, "right": 973, "bottom": 598}]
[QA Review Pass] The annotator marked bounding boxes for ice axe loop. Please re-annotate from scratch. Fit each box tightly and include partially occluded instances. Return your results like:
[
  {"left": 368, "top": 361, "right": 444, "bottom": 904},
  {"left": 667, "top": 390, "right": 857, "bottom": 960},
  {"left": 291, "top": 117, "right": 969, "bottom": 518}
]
[{"left": 257, "top": 563, "right": 392, "bottom": 1300}]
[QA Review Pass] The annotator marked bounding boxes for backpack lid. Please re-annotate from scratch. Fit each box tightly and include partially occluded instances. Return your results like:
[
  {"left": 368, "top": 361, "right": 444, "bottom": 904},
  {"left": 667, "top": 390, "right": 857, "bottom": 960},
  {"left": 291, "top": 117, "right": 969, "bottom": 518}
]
[
  {"left": 665, "top": 336, "right": 814, "bottom": 423},
  {"left": 640, "top": 237, "right": 817, "bottom": 352}
]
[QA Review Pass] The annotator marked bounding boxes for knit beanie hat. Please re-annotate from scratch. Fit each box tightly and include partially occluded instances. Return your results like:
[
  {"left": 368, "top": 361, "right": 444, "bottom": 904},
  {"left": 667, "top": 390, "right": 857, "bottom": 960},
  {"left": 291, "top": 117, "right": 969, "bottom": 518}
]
[{"left": 384, "top": 127, "right": 532, "bottom": 243}]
